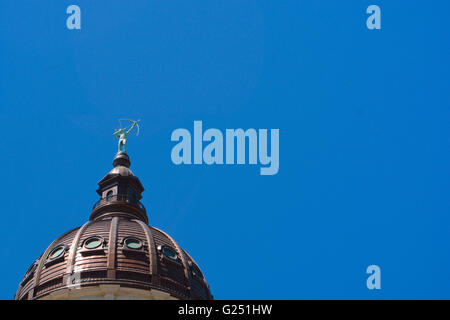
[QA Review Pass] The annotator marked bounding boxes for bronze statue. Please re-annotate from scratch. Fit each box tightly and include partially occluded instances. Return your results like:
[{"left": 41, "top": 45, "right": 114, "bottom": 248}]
[{"left": 114, "top": 119, "right": 140, "bottom": 153}]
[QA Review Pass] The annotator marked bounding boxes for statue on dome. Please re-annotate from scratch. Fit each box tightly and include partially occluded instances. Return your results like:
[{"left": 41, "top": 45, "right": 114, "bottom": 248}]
[{"left": 114, "top": 119, "right": 140, "bottom": 153}]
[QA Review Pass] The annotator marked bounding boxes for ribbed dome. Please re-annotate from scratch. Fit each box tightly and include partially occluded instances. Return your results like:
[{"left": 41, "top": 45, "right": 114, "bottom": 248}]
[
  {"left": 15, "top": 151, "right": 212, "bottom": 300},
  {"left": 15, "top": 218, "right": 212, "bottom": 300}
]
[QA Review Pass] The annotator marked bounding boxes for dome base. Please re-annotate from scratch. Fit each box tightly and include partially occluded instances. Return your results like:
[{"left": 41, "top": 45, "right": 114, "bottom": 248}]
[{"left": 38, "top": 284, "right": 178, "bottom": 300}]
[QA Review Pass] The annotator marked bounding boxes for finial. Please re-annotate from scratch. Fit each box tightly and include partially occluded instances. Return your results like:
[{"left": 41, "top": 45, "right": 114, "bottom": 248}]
[
  {"left": 113, "top": 152, "right": 131, "bottom": 168},
  {"left": 113, "top": 119, "right": 140, "bottom": 153}
]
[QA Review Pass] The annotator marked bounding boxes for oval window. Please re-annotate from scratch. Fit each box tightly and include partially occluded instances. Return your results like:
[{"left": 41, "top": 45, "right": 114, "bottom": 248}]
[
  {"left": 124, "top": 237, "right": 142, "bottom": 250},
  {"left": 162, "top": 247, "right": 178, "bottom": 260},
  {"left": 191, "top": 264, "right": 203, "bottom": 278},
  {"left": 25, "top": 263, "right": 37, "bottom": 276},
  {"left": 48, "top": 245, "right": 65, "bottom": 260},
  {"left": 84, "top": 237, "right": 102, "bottom": 249},
  {"left": 106, "top": 190, "right": 113, "bottom": 201}
]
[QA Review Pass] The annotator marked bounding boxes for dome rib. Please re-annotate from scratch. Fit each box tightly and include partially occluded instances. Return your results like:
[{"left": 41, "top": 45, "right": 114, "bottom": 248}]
[
  {"left": 65, "top": 221, "right": 91, "bottom": 279},
  {"left": 133, "top": 219, "right": 159, "bottom": 282},
  {"left": 182, "top": 248, "right": 211, "bottom": 293},
  {"left": 31, "top": 227, "right": 77, "bottom": 299},
  {"left": 106, "top": 217, "right": 119, "bottom": 278}
]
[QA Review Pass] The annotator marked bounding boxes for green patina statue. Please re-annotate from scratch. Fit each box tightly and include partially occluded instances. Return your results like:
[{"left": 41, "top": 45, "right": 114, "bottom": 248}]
[{"left": 114, "top": 119, "right": 140, "bottom": 153}]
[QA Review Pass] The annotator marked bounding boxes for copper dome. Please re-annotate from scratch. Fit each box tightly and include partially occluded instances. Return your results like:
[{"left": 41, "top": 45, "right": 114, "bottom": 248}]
[{"left": 15, "top": 152, "right": 212, "bottom": 300}]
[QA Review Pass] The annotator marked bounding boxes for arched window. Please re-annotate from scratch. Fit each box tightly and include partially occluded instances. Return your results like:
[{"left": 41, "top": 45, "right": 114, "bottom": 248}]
[
  {"left": 106, "top": 190, "right": 113, "bottom": 201},
  {"left": 127, "top": 187, "right": 136, "bottom": 204}
]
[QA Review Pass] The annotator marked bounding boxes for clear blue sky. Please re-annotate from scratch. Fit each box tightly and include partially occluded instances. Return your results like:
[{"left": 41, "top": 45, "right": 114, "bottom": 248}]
[{"left": 1, "top": 1, "right": 449, "bottom": 299}]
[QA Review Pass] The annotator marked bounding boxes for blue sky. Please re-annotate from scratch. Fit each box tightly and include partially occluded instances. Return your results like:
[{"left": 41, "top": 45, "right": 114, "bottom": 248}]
[{"left": 1, "top": 1, "right": 450, "bottom": 299}]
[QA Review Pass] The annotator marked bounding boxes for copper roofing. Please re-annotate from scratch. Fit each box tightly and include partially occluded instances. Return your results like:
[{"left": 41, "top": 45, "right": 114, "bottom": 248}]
[{"left": 15, "top": 152, "right": 212, "bottom": 300}]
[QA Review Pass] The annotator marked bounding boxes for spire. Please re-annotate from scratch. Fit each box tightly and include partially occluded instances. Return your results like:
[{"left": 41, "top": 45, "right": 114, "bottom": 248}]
[{"left": 90, "top": 120, "right": 146, "bottom": 223}]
